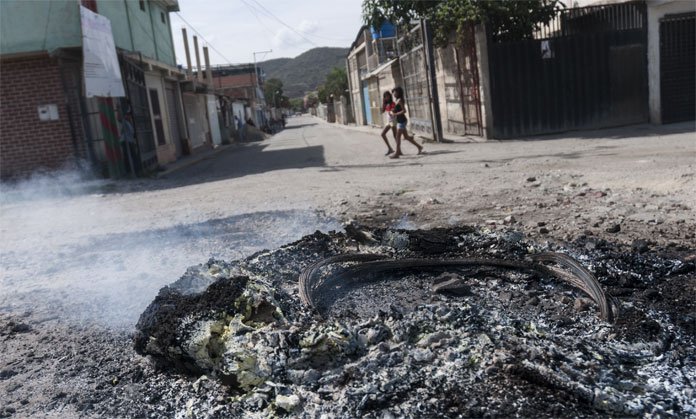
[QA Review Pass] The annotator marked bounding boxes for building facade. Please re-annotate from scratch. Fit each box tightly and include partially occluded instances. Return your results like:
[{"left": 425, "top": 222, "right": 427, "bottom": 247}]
[
  {"left": 346, "top": 0, "right": 694, "bottom": 141},
  {"left": 0, "top": 0, "right": 186, "bottom": 179},
  {"left": 210, "top": 64, "right": 268, "bottom": 128},
  {"left": 646, "top": 0, "right": 695, "bottom": 124},
  {"left": 346, "top": 22, "right": 486, "bottom": 141}
]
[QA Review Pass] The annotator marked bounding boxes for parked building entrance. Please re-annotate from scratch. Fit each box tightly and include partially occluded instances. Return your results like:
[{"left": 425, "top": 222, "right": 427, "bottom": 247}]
[
  {"left": 455, "top": 25, "right": 483, "bottom": 136},
  {"left": 398, "top": 22, "right": 435, "bottom": 136},
  {"left": 488, "top": 2, "right": 649, "bottom": 138},
  {"left": 165, "top": 82, "right": 185, "bottom": 157},
  {"left": 659, "top": 13, "right": 695, "bottom": 124},
  {"left": 120, "top": 58, "right": 157, "bottom": 171}
]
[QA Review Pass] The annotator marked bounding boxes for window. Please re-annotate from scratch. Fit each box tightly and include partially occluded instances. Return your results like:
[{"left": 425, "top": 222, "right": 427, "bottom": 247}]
[
  {"left": 161, "top": 12, "right": 165, "bottom": 23},
  {"left": 81, "top": 0, "right": 97, "bottom": 12},
  {"left": 139, "top": 0, "right": 145, "bottom": 11}
]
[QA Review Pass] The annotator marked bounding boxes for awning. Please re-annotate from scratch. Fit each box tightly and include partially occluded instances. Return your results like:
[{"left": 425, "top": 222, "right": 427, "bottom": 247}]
[{"left": 362, "top": 58, "right": 398, "bottom": 80}]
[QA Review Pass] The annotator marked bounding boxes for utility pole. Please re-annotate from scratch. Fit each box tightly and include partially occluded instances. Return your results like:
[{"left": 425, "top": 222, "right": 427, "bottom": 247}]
[
  {"left": 252, "top": 49, "right": 272, "bottom": 125},
  {"left": 422, "top": 19, "right": 443, "bottom": 142}
]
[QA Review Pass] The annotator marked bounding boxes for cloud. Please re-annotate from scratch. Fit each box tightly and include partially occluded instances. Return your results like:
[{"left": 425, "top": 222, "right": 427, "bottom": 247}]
[
  {"left": 298, "top": 20, "right": 319, "bottom": 33},
  {"left": 272, "top": 19, "right": 319, "bottom": 50}
]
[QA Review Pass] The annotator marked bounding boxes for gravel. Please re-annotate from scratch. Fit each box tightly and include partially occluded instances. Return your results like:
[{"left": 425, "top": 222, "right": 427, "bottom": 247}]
[
  {"left": 130, "top": 227, "right": 695, "bottom": 418},
  {"left": 1, "top": 117, "right": 694, "bottom": 417}
]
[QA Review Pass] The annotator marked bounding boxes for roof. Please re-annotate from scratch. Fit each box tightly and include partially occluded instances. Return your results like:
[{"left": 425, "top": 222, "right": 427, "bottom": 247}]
[
  {"left": 363, "top": 58, "right": 398, "bottom": 79},
  {"left": 348, "top": 25, "right": 368, "bottom": 53},
  {"left": 156, "top": 0, "right": 180, "bottom": 12}
]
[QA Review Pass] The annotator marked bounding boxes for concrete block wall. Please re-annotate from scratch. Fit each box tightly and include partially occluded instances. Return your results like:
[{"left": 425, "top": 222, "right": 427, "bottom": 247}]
[
  {"left": 0, "top": 56, "right": 81, "bottom": 179},
  {"left": 434, "top": 44, "right": 466, "bottom": 136}
]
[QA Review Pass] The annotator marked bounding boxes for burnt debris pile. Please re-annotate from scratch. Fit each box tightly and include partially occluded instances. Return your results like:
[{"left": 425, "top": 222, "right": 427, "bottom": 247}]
[{"left": 135, "top": 226, "right": 695, "bottom": 417}]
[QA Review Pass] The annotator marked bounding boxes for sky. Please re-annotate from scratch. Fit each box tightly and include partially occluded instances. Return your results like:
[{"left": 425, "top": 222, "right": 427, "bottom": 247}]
[{"left": 169, "top": 0, "right": 365, "bottom": 67}]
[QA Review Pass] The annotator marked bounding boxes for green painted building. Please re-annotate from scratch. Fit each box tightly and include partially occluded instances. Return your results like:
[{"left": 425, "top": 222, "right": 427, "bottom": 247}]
[
  {"left": 0, "top": 0, "right": 188, "bottom": 178},
  {"left": 0, "top": 0, "right": 178, "bottom": 66}
]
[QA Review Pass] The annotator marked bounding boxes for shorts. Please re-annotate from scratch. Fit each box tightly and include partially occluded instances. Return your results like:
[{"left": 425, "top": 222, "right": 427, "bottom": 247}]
[{"left": 396, "top": 122, "right": 407, "bottom": 130}]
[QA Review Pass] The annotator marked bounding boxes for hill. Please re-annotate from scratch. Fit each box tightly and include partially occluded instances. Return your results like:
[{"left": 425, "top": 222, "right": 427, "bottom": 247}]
[{"left": 260, "top": 47, "right": 349, "bottom": 98}]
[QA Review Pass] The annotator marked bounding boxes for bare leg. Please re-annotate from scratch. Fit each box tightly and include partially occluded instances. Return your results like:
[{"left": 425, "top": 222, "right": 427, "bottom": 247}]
[
  {"left": 390, "top": 129, "right": 404, "bottom": 158},
  {"left": 380, "top": 126, "right": 395, "bottom": 154},
  {"left": 403, "top": 130, "right": 423, "bottom": 154}
]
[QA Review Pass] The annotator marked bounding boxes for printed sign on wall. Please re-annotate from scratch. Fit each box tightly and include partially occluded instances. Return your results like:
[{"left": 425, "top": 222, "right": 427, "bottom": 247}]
[{"left": 80, "top": 5, "right": 125, "bottom": 97}]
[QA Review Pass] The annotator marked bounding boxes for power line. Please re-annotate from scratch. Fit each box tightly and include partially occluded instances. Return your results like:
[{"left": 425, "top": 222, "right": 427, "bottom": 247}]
[
  {"left": 240, "top": 0, "right": 318, "bottom": 47},
  {"left": 174, "top": 12, "right": 234, "bottom": 65},
  {"left": 240, "top": 0, "right": 275, "bottom": 47},
  {"left": 249, "top": 0, "right": 354, "bottom": 43}
]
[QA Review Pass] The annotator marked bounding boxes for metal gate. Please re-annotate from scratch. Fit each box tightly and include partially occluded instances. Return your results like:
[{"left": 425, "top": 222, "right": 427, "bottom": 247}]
[
  {"left": 488, "top": 2, "right": 649, "bottom": 138},
  {"left": 660, "top": 13, "right": 695, "bottom": 124},
  {"left": 120, "top": 57, "right": 157, "bottom": 170},
  {"left": 455, "top": 24, "right": 483, "bottom": 136},
  {"left": 397, "top": 22, "right": 434, "bottom": 136}
]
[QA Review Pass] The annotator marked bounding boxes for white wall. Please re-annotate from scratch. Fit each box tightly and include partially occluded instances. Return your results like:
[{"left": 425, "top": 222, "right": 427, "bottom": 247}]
[
  {"left": 647, "top": 0, "right": 696, "bottom": 123},
  {"left": 183, "top": 93, "right": 208, "bottom": 150},
  {"left": 232, "top": 102, "right": 245, "bottom": 125},
  {"left": 206, "top": 94, "right": 222, "bottom": 146}
]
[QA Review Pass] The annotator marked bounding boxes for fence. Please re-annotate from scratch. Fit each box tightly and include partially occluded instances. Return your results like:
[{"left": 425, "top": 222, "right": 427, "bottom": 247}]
[{"left": 488, "top": 1, "right": 649, "bottom": 138}]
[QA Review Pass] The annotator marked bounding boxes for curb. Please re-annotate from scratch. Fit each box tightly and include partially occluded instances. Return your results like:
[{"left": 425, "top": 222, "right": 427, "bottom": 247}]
[{"left": 311, "top": 116, "right": 484, "bottom": 144}]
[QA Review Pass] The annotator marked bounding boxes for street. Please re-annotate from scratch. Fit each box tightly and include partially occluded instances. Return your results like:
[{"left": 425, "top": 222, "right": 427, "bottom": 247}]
[
  {"left": 1, "top": 115, "right": 695, "bottom": 325},
  {"left": 0, "top": 115, "right": 694, "bottom": 417}
]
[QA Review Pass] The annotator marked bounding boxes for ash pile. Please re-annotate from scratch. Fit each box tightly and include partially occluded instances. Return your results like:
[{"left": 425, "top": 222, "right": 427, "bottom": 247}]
[{"left": 134, "top": 226, "right": 695, "bottom": 418}]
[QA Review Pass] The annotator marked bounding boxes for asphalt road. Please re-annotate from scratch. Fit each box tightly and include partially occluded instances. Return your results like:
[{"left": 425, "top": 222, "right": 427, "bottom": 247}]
[
  {"left": 0, "top": 114, "right": 694, "bottom": 418},
  {"left": 0, "top": 115, "right": 694, "bottom": 328}
]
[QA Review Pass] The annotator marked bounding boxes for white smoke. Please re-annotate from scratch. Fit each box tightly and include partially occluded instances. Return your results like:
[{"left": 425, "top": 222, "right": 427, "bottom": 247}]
[
  {"left": 392, "top": 214, "right": 417, "bottom": 230},
  {"left": 0, "top": 168, "right": 340, "bottom": 329},
  {"left": 0, "top": 160, "right": 106, "bottom": 204}
]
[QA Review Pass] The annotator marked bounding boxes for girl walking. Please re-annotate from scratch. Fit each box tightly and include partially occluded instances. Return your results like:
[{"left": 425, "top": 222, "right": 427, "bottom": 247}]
[
  {"left": 380, "top": 91, "right": 396, "bottom": 155},
  {"left": 390, "top": 86, "right": 423, "bottom": 159}
]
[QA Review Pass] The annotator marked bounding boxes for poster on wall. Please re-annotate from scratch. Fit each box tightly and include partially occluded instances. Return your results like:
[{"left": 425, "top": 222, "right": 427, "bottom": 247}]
[{"left": 80, "top": 5, "right": 125, "bottom": 97}]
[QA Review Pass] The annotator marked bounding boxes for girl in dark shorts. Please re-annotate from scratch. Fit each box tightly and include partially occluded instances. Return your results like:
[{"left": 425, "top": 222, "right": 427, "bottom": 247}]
[{"left": 389, "top": 86, "right": 423, "bottom": 159}]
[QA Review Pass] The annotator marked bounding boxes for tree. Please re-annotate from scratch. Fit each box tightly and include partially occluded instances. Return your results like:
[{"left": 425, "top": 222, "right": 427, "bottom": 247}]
[
  {"left": 324, "top": 67, "right": 350, "bottom": 102},
  {"left": 362, "top": 0, "right": 563, "bottom": 46},
  {"left": 289, "top": 98, "right": 304, "bottom": 112},
  {"left": 305, "top": 93, "right": 319, "bottom": 108},
  {"left": 279, "top": 96, "right": 291, "bottom": 108},
  {"left": 316, "top": 67, "right": 350, "bottom": 104},
  {"left": 317, "top": 85, "right": 328, "bottom": 104},
  {"left": 263, "top": 78, "right": 284, "bottom": 108}
]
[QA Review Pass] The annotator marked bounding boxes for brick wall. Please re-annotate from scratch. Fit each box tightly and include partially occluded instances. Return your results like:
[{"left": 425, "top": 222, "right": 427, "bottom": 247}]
[
  {"left": 0, "top": 56, "right": 82, "bottom": 179},
  {"left": 211, "top": 73, "right": 256, "bottom": 89}
]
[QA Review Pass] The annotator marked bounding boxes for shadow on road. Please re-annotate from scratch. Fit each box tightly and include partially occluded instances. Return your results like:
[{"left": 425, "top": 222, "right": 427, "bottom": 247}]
[
  {"left": 518, "top": 121, "right": 695, "bottom": 141},
  {"left": 151, "top": 142, "right": 327, "bottom": 191},
  {"left": 282, "top": 123, "right": 318, "bottom": 130}
]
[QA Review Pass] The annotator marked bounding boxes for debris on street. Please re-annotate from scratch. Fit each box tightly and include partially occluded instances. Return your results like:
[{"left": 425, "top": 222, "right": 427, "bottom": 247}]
[{"left": 134, "top": 226, "right": 696, "bottom": 417}]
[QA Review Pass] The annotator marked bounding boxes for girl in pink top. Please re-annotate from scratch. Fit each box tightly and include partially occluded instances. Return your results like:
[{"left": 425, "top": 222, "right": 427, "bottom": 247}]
[{"left": 380, "top": 91, "right": 397, "bottom": 155}]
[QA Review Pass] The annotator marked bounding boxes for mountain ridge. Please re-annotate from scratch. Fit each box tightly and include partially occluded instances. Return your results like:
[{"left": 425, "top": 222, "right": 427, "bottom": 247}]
[{"left": 260, "top": 47, "right": 349, "bottom": 98}]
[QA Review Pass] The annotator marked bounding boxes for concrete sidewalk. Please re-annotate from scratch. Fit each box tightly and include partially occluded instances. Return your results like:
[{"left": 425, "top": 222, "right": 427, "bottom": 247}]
[
  {"left": 308, "top": 115, "right": 486, "bottom": 144},
  {"left": 311, "top": 115, "right": 695, "bottom": 145}
]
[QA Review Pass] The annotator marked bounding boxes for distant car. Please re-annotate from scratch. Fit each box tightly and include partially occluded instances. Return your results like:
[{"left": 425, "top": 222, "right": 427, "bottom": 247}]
[{"left": 295, "top": 112, "right": 301, "bottom": 116}]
